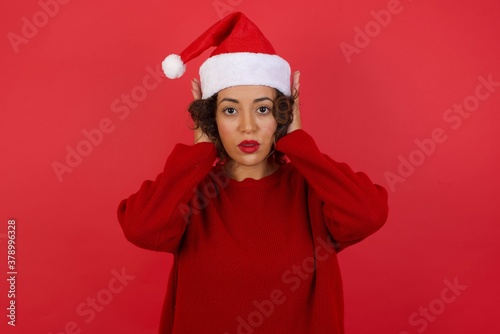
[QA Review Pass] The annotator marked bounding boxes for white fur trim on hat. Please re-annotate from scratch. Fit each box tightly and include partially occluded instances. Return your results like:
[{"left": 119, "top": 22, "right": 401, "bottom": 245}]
[
  {"left": 199, "top": 52, "right": 291, "bottom": 99},
  {"left": 162, "top": 54, "right": 186, "bottom": 79}
]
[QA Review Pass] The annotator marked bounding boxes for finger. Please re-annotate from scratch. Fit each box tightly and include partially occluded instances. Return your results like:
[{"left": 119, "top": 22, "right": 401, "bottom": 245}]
[
  {"left": 293, "top": 72, "right": 300, "bottom": 96},
  {"left": 292, "top": 71, "right": 300, "bottom": 114},
  {"left": 194, "top": 78, "right": 201, "bottom": 91},
  {"left": 293, "top": 71, "right": 300, "bottom": 93},
  {"left": 192, "top": 79, "right": 200, "bottom": 93},
  {"left": 191, "top": 80, "right": 196, "bottom": 96},
  {"left": 292, "top": 72, "right": 300, "bottom": 111},
  {"left": 191, "top": 79, "right": 201, "bottom": 99}
]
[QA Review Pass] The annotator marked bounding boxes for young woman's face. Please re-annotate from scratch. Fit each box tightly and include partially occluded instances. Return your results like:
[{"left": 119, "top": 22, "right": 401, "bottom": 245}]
[{"left": 216, "top": 85, "right": 277, "bottom": 167}]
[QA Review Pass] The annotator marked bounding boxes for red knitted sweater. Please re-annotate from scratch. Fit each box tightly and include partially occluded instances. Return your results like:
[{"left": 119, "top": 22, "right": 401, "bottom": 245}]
[{"left": 117, "top": 129, "right": 388, "bottom": 334}]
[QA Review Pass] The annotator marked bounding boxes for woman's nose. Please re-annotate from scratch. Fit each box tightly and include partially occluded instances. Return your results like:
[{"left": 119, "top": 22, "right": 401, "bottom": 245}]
[{"left": 238, "top": 110, "right": 256, "bottom": 133}]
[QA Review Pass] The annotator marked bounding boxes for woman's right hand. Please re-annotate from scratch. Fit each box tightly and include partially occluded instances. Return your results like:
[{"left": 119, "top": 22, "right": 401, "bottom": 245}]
[{"left": 191, "top": 78, "right": 211, "bottom": 144}]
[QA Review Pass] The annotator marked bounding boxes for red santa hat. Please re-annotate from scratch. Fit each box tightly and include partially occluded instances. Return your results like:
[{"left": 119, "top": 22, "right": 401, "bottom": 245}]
[{"left": 162, "top": 12, "right": 291, "bottom": 99}]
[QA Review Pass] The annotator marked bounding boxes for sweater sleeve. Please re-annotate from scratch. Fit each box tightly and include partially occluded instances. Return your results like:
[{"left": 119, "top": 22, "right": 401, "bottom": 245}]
[
  {"left": 117, "top": 142, "right": 217, "bottom": 252},
  {"left": 276, "top": 129, "right": 389, "bottom": 251}
]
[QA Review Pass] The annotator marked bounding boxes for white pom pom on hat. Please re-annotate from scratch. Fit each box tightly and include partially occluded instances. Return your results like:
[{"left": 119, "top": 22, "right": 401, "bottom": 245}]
[
  {"left": 162, "top": 54, "right": 186, "bottom": 79},
  {"left": 162, "top": 12, "right": 291, "bottom": 99}
]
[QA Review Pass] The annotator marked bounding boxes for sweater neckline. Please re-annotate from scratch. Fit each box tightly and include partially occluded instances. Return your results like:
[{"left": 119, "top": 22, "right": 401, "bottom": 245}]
[{"left": 216, "top": 162, "right": 289, "bottom": 188}]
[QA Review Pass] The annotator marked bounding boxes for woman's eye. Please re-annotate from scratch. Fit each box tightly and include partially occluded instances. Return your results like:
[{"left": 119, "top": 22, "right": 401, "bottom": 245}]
[
  {"left": 258, "top": 106, "right": 271, "bottom": 114},
  {"left": 224, "top": 107, "right": 236, "bottom": 115}
]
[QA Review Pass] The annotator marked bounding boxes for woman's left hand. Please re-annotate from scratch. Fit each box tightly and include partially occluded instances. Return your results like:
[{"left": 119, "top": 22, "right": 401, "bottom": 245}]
[{"left": 287, "top": 71, "right": 301, "bottom": 134}]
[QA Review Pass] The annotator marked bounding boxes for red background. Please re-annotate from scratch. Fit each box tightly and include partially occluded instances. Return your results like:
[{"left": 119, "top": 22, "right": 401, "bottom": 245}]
[{"left": 1, "top": 0, "right": 499, "bottom": 333}]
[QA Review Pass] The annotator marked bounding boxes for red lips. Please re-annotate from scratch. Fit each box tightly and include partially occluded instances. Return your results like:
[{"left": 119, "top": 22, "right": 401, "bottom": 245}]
[{"left": 238, "top": 140, "right": 260, "bottom": 153}]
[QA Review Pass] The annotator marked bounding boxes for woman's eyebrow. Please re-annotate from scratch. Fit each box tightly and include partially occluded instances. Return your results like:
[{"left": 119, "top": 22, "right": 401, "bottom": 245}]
[
  {"left": 218, "top": 98, "right": 239, "bottom": 105},
  {"left": 253, "top": 97, "right": 273, "bottom": 103},
  {"left": 218, "top": 97, "right": 273, "bottom": 105}
]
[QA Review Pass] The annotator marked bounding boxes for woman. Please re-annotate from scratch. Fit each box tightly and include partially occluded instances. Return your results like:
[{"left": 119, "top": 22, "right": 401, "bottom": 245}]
[{"left": 117, "top": 12, "right": 388, "bottom": 334}]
